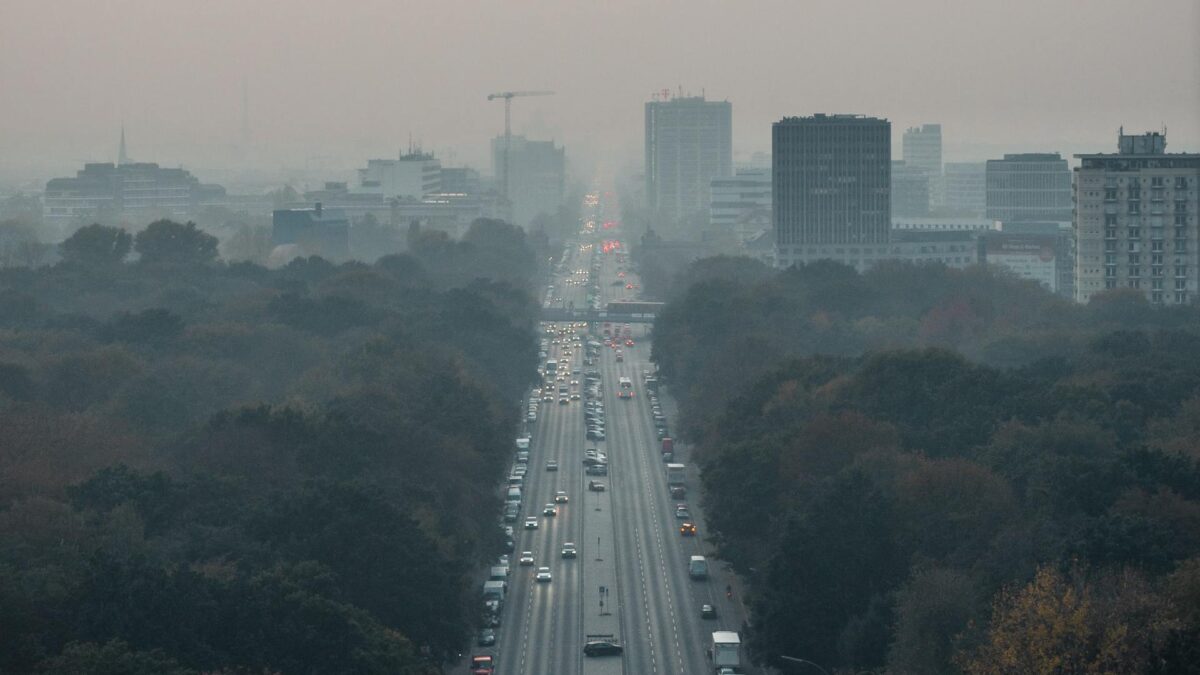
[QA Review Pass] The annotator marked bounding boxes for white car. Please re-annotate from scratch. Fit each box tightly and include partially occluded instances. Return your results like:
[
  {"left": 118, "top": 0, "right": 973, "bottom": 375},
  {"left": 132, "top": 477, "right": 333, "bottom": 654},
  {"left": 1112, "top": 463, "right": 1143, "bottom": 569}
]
[
  {"left": 535, "top": 566, "right": 552, "bottom": 582},
  {"left": 524, "top": 517, "right": 539, "bottom": 530},
  {"left": 519, "top": 551, "right": 535, "bottom": 566}
]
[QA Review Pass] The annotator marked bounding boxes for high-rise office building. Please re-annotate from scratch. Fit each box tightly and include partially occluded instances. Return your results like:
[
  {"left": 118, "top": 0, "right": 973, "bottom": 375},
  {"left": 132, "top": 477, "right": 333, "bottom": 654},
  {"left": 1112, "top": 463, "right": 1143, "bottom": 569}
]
[
  {"left": 772, "top": 114, "right": 890, "bottom": 266},
  {"left": 985, "top": 153, "right": 1072, "bottom": 223},
  {"left": 944, "top": 162, "right": 987, "bottom": 217},
  {"left": 1074, "top": 130, "right": 1200, "bottom": 305},
  {"left": 490, "top": 135, "right": 565, "bottom": 227},
  {"left": 645, "top": 95, "right": 732, "bottom": 231},
  {"left": 903, "top": 124, "right": 943, "bottom": 207}
]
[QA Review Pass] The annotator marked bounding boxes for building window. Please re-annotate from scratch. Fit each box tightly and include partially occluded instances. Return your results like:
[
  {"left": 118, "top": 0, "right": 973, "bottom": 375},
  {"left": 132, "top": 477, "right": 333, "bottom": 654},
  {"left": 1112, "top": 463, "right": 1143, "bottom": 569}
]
[
  {"left": 1153, "top": 241, "right": 1164, "bottom": 252},
  {"left": 1130, "top": 267, "right": 1141, "bottom": 278},
  {"left": 1129, "top": 279, "right": 1141, "bottom": 289},
  {"left": 1129, "top": 254, "right": 1141, "bottom": 264},
  {"left": 1177, "top": 266, "right": 1188, "bottom": 278},
  {"left": 1105, "top": 267, "right": 1117, "bottom": 278},
  {"left": 1105, "top": 214, "right": 1118, "bottom": 226},
  {"left": 1152, "top": 254, "right": 1164, "bottom": 265},
  {"left": 1153, "top": 278, "right": 1164, "bottom": 290},
  {"left": 1177, "top": 292, "right": 1188, "bottom": 303},
  {"left": 1153, "top": 292, "right": 1163, "bottom": 303},
  {"left": 1106, "top": 279, "right": 1117, "bottom": 289},
  {"left": 1177, "top": 279, "right": 1188, "bottom": 291},
  {"left": 1129, "top": 227, "right": 1141, "bottom": 238},
  {"left": 1105, "top": 254, "right": 1117, "bottom": 264}
]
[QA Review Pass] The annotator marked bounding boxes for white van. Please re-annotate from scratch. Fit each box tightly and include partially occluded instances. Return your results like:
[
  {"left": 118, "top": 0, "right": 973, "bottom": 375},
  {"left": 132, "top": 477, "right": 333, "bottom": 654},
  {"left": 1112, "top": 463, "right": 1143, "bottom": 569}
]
[
  {"left": 506, "top": 487, "right": 522, "bottom": 503},
  {"left": 688, "top": 555, "right": 708, "bottom": 579}
]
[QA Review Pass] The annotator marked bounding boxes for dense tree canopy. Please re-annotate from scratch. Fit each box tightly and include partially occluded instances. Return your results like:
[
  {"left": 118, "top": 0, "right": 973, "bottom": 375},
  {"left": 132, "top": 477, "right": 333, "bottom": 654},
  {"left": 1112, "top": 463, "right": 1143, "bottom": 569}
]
[
  {"left": 650, "top": 256, "right": 1200, "bottom": 673},
  {"left": 0, "top": 218, "right": 540, "bottom": 672}
]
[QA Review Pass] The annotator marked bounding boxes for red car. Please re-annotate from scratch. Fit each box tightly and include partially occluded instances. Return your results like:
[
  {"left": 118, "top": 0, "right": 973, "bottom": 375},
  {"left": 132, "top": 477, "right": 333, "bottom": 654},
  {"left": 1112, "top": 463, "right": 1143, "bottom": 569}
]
[
  {"left": 471, "top": 655, "right": 495, "bottom": 674},
  {"left": 680, "top": 522, "right": 697, "bottom": 536},
  {"left": 625, "top": 339, "right": 634, "bottom": 347}
]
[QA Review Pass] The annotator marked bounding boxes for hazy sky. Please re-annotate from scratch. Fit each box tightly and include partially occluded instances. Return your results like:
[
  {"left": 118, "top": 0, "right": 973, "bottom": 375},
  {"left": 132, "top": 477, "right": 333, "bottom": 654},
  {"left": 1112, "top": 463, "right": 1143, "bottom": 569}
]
[{"left": 2, "top": 0, "right": 1198, "bottom": 186}]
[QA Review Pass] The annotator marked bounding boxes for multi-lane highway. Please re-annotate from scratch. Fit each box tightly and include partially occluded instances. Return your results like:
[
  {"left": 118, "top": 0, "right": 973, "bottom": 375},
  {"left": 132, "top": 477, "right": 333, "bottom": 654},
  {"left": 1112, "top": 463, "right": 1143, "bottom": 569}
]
[{"left": 475, "top": 193, "right": 750, "bottom": 675}]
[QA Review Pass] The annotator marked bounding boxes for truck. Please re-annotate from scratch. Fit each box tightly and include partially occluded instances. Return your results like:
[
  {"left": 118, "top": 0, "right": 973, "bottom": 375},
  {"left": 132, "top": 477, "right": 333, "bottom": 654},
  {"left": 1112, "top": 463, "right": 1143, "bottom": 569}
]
[
  {"left": 666, "top": 463, "right": 686, "bottom": 486},
  {"left": 688, "top": 555, "right": 708, "bottom": 579},
  {"left": 482, "top": 580, "right": 506, "bottom": 603},
  {"left": 710, "top": 631, "right": 741, "bottom": 672}
]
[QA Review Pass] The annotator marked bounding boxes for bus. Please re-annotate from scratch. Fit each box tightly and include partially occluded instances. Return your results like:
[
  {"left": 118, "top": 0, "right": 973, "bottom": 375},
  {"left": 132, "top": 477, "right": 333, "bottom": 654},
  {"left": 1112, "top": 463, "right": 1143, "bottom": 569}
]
[{"left": 617, "top": 376, "right": 633, "bottom": 399}]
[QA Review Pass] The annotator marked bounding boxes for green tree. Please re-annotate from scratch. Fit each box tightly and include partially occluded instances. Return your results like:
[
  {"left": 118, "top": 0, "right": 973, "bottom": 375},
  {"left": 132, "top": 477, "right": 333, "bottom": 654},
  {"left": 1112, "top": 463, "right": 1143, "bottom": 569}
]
[
  {"left": 36, "top": 639, "right": 197, "bottom": 675},
  {"left": 59, "top": 224, "right": 132, "bottom": 267},
  {"left": 133, "top": 220, "right": 218, "bottom": 266}
]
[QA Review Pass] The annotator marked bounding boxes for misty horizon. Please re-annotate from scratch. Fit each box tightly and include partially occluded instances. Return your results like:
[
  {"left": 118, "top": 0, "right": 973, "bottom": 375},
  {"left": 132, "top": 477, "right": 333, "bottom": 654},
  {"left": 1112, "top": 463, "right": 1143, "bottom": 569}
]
[{"left": 2, "top": 0, "right": 1198, "bottom": 189}]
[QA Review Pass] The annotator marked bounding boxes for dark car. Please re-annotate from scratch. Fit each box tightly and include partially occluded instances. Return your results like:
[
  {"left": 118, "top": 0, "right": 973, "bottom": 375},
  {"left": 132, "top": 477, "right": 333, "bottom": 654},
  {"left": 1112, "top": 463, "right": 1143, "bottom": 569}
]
[
  {"left": 583, "top": 639, "right": 623, "bottom": 657},
  {"left": 701, "top": 604, "right": 717, "bottom": 619},
  {"left": 588, "top": 480, "right": 606, "bottom": 491},
  {"left": 478, "top": 628, "right": 497, "bottom": 645}
]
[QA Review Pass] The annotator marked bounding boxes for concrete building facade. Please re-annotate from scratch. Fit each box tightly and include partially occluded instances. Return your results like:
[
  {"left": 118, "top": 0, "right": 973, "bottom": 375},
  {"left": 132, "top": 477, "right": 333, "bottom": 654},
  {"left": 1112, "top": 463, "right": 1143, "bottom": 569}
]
[
  {"left": 944, "top": 162, "right": 987, "bottom": 217},
  {"left": 892, "top": 160, "right": 931, "bottom": 217},
  {"left": 986, "top": 153, "right": 1072, "bottom": 224},
  {"left": 43, "top": 162, "right": 225, "bottom": 238},
  {"left": 490, "top": 135, "right": 565, "bottom": 227},
  {"left": 903, "top": 123, "right": 943, "bottom": 206},
  {"left": 645, "top": 95, "right": 732, "bottom": 231},
  {"left": 709, "top": 168, "right": 771, "bottom": 244},
  {"left": 773, "top": 114, "right": 891, "bottom": 267},
  {"left": 1074, "top": 130, "right": 1200, "bottom": 305},
  {"left": 356, "top": 151, "right": 442, "bottom": 200}
]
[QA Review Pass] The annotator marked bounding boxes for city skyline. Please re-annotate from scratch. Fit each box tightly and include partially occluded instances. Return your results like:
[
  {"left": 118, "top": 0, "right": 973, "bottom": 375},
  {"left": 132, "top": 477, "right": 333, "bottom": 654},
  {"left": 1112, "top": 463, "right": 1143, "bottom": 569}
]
[{"left": 1, "top": 0, "right": 1197, "bottom": 184}]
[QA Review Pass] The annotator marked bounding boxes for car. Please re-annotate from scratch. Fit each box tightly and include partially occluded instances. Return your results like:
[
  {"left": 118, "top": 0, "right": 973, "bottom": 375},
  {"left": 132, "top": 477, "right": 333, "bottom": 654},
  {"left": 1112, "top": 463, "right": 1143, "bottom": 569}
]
[
  {"left": 535, "top": 566, "right": 552, "bottom": 582},
  {"left": 543, "top": 504, "right": 557, "bottom": 517},
  {"left": 555, "top": 491, "right": 569, "bottom": 503},
  {"left": 483, "top": 611, "right": 501, "bottom": 627},
  {"left": 519, "top": 551, "right": 535, "bottom": 566},
  {"left": 542, "top": 393, "right": 554, "bottom": 402},
  {"left": 680, "top": 522, "right": 697, "bottom": 536},
  {"left": 559, "top": 397, "right": 569, "bottom": 405},
  {"left": 701, "top": 604, "right": 718, "bottom": 619},
  {"left": 546, "top": 460, "right": 559, "bottom": 471},
  {"left": 498, "top": 553, "right": 510, "bottom": 566},
  {"left": 570, "top": 392, "right": 581, "bottom": 400},
  {"left": 582, "top": 456, "right": 606, "bottom": 466},
  {"left": 676, "top": 507, "right": 691, "bottom": 519},
  {"left": 524, "top": 517, "right": 539, "bottom": 530},
  {"left": 561, "top": 543, "right": 577, "bottom": 558},
  {"left": 583, "top": 639, "right": 624, "bottom": 657},
  {"left": 478, "top": 628, "right": 497, "bottom": 646},
  {"left": 470, "top": 655, "right": 496, "bottom": 674},
  {"left": 670, "top": 486, "right": 687, "bottom": 499},
  {"left": 588, "top": 480, "right": 606, "bottom": 492}
]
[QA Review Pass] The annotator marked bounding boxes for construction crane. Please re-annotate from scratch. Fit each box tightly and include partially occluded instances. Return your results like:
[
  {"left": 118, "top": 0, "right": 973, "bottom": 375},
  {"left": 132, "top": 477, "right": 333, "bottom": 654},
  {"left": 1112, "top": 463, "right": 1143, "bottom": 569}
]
[{"left": 487, "top": 90, "right": 555, "bottom": 204}]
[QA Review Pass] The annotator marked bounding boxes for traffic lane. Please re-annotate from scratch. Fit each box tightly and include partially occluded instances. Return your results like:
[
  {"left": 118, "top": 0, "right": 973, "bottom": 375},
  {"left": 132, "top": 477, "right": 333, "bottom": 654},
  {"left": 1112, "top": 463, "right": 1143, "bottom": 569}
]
[
  {"left": 601, "top": 350, "right": 685, "bottom": 675},
  {"left": 604, "top": 349, "right": 694, "bottom": 675},
  {"left": 623, "top": 348, "right": 713, "bottom": 675}
]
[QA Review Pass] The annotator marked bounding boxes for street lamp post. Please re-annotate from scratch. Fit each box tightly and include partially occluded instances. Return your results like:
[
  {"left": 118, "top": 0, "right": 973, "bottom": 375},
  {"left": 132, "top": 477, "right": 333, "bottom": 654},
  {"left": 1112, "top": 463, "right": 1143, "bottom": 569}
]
[{"left": 779, "top": 655, "right": 832, "bottom": 675}]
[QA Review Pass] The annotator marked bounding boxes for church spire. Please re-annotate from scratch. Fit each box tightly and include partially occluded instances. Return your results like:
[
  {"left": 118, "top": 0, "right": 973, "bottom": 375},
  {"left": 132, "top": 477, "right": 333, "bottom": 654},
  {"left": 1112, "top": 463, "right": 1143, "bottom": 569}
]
[{"left": 118, "top": 124, "right": 129, "bottom": 165}]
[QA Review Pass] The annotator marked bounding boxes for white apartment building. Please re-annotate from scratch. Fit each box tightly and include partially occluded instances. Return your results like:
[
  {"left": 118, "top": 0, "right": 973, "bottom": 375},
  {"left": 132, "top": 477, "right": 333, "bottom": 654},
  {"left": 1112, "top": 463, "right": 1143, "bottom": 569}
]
[{"left": 1075, "top": 130, "right": 1200, "bottom": 305}]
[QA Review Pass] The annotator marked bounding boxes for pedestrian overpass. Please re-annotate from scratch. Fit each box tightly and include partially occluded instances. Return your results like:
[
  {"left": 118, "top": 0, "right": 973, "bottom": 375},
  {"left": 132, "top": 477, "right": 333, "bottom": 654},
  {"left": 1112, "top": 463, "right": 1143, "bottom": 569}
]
[{"left": 540, "top": 307, "right": 658, "bottom": 324}]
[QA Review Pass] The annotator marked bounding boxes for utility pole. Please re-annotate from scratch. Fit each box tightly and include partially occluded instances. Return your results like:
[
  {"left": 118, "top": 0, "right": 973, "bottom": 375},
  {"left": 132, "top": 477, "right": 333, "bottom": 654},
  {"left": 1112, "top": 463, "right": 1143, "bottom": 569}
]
[{"left": 486, "top": 91, "right": 555, "bottom": 206}]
